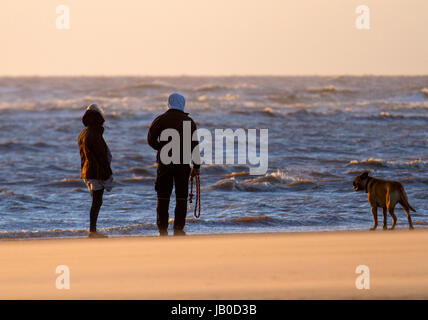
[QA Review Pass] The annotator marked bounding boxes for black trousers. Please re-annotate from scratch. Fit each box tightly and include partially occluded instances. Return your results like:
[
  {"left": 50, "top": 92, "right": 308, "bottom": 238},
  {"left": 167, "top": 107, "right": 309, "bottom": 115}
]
[
  {"left": 90, "top": 188, "right": 104, "bottom": 232},
  {"left": 155, "top": 164, "right": 191, "bottom": 231}
]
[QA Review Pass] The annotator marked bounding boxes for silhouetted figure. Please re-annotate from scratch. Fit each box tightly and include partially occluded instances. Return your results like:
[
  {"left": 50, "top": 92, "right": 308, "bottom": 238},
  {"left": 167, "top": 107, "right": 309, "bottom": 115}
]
[
  {"left": 148, "top": 93, "right": 200, "bottom": 236},
  {"left": 78, "top": 104, "right": 113, "bottom": 238}
]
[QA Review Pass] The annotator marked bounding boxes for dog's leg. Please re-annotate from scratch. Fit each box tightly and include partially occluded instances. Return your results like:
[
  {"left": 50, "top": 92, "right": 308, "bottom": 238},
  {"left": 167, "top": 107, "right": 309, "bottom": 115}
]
[
  {"left": 370, "top": 207, "right": 378, "bottom": 230},
  {"left": 399, "top": 200, "right": 414, "bottom": 230},
  {"left": 388, "top": 204, "right": 397, "bottom": 230},
  {"left": 382, "top": 206, "right": 388, "bottom": 230},
  {"left": 405, "top": 209, "right": 414, "bottom": 230},
  {"left": 403, "top": 206, "right": 414, "bottom": 230}
]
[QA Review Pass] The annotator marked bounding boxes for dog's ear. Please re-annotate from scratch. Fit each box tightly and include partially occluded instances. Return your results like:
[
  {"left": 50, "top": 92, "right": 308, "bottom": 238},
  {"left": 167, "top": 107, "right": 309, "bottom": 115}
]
[{"left": 360, "top": 171, "right": 369, "bottom": 178}]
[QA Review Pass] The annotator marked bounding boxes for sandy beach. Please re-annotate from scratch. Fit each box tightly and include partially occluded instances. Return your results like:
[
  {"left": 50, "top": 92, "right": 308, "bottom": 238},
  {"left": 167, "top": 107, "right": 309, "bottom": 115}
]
[{"left": 1, "top": 229, "right": 427, "bottom": 299}]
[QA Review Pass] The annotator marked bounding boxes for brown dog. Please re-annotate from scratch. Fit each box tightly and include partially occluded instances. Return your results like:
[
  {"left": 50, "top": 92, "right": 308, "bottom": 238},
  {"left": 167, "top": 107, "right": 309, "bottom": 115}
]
[{"left": 353, "top": 171, "right": 415, "bottom": 230}]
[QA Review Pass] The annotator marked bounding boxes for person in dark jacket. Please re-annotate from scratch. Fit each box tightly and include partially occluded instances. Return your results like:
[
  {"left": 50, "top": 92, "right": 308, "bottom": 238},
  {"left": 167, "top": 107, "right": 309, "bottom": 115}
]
[
  {"left": 78, "top": 104, "right": 113, "bottom": 238},
  {"left": 147, "top": 93, "right": 200, "bottom": 236}
]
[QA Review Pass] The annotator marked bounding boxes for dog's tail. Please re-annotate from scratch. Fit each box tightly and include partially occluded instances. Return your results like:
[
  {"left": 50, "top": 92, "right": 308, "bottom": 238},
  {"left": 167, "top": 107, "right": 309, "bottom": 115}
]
[{"left": 399, "top": 185, "right": 416, "bottom": 212}]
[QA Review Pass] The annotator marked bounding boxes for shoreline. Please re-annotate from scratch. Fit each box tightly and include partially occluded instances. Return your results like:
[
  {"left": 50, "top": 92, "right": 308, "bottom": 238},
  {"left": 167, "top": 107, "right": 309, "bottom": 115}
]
[
  {"left": 1, "top": 228, "right": 428, "bottom": 299},
  {"left": 1, "top": 226, "right": 426, "bottom": 242}
]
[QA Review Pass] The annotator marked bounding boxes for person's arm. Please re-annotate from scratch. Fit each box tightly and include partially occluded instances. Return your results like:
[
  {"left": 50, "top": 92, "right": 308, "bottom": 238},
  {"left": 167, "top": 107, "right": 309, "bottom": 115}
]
[
  {"left": 147, "top": 116, "right": 162, "bottom": 150},
  {"left": 77, "top": 131, "right": 86, "bottom": 170}
]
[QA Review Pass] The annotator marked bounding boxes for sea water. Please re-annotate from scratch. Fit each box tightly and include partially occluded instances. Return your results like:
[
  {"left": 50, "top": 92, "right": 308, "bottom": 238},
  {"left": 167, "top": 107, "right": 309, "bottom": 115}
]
[{"left": 0, "top": 76, "right": 427, "bottom": 239}]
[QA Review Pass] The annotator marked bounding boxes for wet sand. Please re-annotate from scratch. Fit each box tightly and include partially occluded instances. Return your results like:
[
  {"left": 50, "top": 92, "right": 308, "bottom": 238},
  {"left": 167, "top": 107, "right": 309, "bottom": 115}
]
[{"left": 1, "top": 229, "right": 427, "bottom": 299}]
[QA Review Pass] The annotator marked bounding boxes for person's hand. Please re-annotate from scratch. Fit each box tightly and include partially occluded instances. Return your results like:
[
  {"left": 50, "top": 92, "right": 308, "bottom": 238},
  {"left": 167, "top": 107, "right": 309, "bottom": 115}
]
[{"left": 190, "top": 167, "right": 200, "bottom": 178}]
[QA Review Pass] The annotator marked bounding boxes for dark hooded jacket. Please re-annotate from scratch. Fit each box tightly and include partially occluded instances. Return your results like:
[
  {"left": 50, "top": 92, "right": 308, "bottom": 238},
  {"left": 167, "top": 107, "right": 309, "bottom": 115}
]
[
  {"left": 147, "top": 109, "right": 200, "bottom": 168},
  {"left": 78, "top": 110, "right": 113, "bottom": 180}
]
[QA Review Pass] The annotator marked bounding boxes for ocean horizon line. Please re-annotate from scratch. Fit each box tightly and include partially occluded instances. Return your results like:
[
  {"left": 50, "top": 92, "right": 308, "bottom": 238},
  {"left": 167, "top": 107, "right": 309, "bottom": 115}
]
[{"left": 1, "top": 74, "right": 428, "bottom": 78}]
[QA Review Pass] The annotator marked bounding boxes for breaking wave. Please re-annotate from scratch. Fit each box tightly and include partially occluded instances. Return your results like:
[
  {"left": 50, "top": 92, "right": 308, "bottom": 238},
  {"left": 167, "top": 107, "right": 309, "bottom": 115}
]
[
  {"left": 0, "top": 222, "right": 159, "bottom": 240},
  {"left": 349, "top": 158, "right": 428, "bottom": 168},
  {"left": 195, "top": 83, "right": 257, "bottom": 92},
  {"left": 208, "top": 170, "right": 316, "bottom": 192},
  {"left": 306, "top": 85, "right": 356, "bottom": 94},
  {"left": 0, "top": 216, "right": 303, "bottom": 240},
  {"left": 196, "top": 85, "right": 230, "bottom": 92}
]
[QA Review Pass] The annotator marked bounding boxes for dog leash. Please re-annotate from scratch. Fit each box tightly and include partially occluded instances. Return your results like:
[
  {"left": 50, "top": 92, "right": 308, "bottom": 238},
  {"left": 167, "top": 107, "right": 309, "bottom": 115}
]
[{"left": 189, "top": 174, "right": 201, "bottom": 218}]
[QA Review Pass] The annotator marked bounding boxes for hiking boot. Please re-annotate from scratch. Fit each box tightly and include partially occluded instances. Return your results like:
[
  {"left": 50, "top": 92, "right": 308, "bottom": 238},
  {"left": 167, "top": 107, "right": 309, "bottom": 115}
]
[{"left": 88, "top": 231, "right": 108, "bottom": 239}]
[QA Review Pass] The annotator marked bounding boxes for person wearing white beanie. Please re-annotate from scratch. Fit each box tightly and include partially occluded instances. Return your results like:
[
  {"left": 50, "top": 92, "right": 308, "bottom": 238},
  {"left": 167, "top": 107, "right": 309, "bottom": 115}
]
[{"left": 147, "top": 93, "right": 200, "bottom": 236}]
